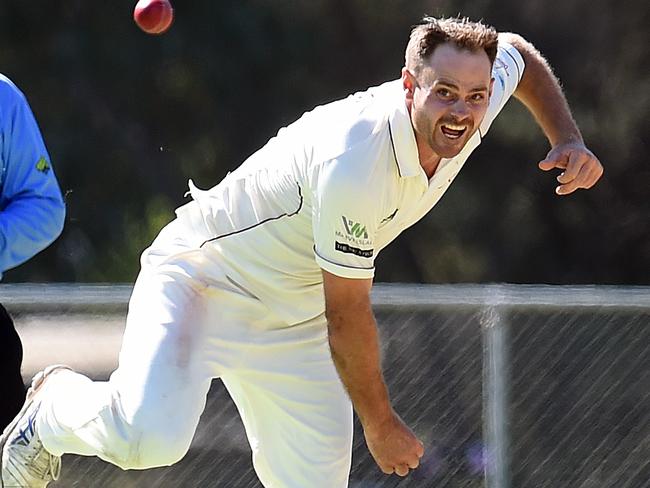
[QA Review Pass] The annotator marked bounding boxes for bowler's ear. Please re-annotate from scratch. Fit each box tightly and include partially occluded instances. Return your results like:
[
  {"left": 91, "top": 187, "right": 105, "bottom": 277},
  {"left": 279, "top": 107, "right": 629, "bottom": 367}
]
[
  {"left": 402, "top": 67, "right": 416, "bottom": 101},
  {"left": 489, "top": 77, "right": 495, "bottom": 98}
]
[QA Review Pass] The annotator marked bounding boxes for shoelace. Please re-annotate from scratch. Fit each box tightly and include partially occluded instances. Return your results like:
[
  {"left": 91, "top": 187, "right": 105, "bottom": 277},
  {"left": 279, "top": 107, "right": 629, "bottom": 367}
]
[
  {"left": 49, "top": 455, "right": 61, "bottom": 481},
  {"left": 19, "top": 440, "right": 59, "bottom": 482}
]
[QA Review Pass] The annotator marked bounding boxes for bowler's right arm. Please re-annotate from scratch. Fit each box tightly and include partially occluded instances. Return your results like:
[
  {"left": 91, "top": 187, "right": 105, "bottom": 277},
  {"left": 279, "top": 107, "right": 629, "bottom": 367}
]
[{"left": 323, "top": 270, "right": 424, "bottom": 476}]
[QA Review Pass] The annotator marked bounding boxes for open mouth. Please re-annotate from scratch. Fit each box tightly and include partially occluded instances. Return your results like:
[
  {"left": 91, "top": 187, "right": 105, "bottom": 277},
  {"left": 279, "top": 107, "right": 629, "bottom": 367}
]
[{"left": 440, "top": 123, "right": 467, "bottom": 140}]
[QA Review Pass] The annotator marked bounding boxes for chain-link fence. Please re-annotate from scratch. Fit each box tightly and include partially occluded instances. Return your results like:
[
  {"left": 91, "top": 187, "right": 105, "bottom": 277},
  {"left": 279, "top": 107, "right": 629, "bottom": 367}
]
[
  {"left": 509, "top": 308, "right": 649, "bottom": 488},
  {"left": 2, "top": 284, "right": 649, "bottom": 487}
]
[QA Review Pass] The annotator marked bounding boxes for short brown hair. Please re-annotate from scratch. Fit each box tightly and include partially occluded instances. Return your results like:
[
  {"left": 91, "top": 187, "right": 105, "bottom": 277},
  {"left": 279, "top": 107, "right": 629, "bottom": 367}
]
[{"left": 405, "top": 16, "right": 498, "bottom": 76}]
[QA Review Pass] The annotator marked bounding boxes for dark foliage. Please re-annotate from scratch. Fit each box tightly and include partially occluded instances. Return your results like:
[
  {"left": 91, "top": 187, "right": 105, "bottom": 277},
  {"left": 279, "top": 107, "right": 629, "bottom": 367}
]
[{"left": 1, "top": 0, "right": 647, "bottom": 284}]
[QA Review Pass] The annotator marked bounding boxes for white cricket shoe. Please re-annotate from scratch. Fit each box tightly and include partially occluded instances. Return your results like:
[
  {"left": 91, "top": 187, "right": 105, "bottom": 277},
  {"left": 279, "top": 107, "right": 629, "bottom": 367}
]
[{"left": 1, "top": 365, "right": 71, "bottom": 488}]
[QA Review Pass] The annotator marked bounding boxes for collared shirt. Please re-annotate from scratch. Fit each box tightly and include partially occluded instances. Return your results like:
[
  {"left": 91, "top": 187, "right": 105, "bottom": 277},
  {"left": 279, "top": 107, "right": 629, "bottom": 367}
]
[
  {"left": 187, "top": 42, "right": 525, "bottom": 324},
  {"left": 0, "top": 74, "right": 65, "bottom": 278}
]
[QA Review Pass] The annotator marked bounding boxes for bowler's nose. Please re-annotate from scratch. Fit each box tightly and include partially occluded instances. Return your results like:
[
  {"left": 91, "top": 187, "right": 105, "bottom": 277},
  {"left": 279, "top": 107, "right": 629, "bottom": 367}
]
[{"left": 449, "top": 99, "right": 471, "bottom": 121}]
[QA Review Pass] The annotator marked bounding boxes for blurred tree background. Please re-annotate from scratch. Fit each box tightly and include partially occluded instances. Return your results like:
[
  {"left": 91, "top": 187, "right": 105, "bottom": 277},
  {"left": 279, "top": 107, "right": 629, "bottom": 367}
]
[{"left": 0, "top": 0, "right": 647, "bottom": 284}]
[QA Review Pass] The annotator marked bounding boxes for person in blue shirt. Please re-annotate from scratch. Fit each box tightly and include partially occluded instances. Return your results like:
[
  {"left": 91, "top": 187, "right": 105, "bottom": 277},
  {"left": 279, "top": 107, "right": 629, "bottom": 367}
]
[{"left": 0, "top": 74, "right": 65, "bottom": 430}]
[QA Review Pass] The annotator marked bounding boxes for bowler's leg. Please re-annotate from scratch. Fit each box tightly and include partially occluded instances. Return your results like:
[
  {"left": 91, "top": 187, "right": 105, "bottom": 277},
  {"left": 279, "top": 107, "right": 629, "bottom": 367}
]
[
  {"left": 36, "top": 259, "right": 217, "bottom": 469},
  {"left": 223, "top": 327, "right": 353, "bottom": 488}
]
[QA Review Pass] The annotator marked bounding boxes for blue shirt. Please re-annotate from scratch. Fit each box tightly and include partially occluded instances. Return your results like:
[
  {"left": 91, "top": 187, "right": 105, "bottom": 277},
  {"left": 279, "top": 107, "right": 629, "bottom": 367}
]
[{"left": 0, "top": 74, "right": 65, "bottom": 278}]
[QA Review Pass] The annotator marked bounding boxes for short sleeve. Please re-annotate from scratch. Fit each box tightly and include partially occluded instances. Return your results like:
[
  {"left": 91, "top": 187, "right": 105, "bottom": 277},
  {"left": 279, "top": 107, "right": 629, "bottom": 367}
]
[
  {"left": 312, "top": 158, "right": 379, "bottom": 279},
  {"left": 480, "top": 41, "right": 526, "bottom": 133}
]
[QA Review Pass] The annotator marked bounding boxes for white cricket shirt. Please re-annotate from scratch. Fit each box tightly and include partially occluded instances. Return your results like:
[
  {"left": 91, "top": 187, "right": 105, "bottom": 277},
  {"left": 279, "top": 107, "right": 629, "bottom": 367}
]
[{"left": 186, "top": 42, "right": 525, "bottom": 325}]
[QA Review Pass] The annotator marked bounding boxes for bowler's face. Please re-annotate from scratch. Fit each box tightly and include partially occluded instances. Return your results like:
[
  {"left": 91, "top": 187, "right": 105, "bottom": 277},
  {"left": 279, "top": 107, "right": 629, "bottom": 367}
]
[{"left": 404, "top": 43, "right": 493, "bottom": 160}]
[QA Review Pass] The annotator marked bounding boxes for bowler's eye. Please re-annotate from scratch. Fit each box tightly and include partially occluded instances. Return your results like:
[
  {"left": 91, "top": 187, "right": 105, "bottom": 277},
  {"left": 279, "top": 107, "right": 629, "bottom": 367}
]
[
  {"left": 470, "top": 93, "right": 486, "bottom": 103},
  {"left": 436, "top": 88, "right": 452, "bottom": 99}
]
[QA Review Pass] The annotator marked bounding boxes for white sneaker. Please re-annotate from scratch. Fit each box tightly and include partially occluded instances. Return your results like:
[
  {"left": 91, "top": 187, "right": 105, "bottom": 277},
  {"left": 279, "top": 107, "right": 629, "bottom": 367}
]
[{"left": 1, "top": 365, "right": 71, "bottom": 488}]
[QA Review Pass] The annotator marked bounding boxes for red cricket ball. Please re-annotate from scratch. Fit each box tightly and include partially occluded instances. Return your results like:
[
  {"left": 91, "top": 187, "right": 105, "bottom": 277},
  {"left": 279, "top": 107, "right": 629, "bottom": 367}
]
[{"left": 133, "top": 0, "right": 174, "bottom": 35}]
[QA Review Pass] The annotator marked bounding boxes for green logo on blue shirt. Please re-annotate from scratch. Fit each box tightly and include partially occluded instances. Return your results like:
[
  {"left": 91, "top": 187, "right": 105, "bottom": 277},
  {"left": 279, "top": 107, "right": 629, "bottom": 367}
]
[{"left": 35, "top": 156, "right": 51, "bottom": 174}]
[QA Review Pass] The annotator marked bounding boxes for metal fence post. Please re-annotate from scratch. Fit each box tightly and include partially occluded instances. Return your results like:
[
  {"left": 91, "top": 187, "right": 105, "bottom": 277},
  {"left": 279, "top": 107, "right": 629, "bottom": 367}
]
[{"left": 482, "top": 286, "right": 511, "bottom": 488}]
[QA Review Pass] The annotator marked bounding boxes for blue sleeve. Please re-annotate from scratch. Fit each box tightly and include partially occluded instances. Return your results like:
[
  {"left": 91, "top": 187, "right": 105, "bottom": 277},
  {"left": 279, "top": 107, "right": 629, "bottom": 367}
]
[{"left": 0, "top": 76, "right": 65, "bottom": 278}]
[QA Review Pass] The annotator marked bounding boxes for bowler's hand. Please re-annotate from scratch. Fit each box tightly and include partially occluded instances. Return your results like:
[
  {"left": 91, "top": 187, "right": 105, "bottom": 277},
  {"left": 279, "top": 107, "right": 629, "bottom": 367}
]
[
  {"left": 364, "top": 412, "right": 424, "bottom": 477},
  {"left": 538, "top": 142, "right": 603, "bottom": 195}
]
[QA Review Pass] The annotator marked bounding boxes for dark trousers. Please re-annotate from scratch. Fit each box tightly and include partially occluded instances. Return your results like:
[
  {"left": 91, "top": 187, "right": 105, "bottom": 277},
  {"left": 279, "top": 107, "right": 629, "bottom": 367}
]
[{"left": 0, "top": 303, "right": 26, "bottom": 431}]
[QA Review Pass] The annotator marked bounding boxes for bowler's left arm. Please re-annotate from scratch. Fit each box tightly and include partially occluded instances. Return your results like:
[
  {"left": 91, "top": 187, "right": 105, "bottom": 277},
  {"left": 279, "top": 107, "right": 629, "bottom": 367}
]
[{"left": 500, "top": 32, "right": 604, "bottom": 195}]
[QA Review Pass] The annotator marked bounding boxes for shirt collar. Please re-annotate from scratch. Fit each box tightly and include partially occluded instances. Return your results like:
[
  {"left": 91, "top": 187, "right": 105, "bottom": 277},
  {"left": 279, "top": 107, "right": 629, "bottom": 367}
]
[{"left": 383, "top": 80, "right": 421, "bottom": 178}]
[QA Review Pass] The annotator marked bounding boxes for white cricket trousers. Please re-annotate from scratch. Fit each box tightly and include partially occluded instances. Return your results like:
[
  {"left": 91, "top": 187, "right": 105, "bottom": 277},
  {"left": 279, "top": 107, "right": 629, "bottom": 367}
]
[{"left": 36, "top": 204, "right": 353, "bottom": 488}]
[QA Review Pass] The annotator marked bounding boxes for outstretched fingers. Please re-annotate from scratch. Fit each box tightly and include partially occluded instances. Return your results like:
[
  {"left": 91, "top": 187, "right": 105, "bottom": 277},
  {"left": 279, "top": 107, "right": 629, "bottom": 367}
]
[{"left": 539, "top": 143, "right": 603, "bottom": 195}]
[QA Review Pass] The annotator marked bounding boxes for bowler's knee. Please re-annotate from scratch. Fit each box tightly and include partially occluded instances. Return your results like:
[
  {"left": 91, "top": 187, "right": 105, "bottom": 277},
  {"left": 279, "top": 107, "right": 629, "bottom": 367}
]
[{"left": 113, "top": 420, "right": 193, "bottom": 470}]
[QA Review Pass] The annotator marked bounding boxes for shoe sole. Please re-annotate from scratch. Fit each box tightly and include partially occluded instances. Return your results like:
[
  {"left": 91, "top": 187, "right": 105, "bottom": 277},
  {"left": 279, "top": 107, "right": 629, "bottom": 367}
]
[{"left": 0, "top": 365, "right": 72, "bottom": 488}]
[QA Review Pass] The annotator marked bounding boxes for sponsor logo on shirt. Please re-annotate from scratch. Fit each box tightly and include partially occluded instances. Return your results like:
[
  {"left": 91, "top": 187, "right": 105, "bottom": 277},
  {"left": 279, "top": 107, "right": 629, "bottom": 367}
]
[
  {"left": 493, "top": 57, "right": 509, "bottom": 89},
  {"left": 335, "top": 241, "right": 374, "bottom": 258},
  {"left": 341, "top": 216, "right": 368, "bottom": 239},
  {"left": 336, "top": 216, "right": 372, "bottom": 247},
  {"left": 494, "top": 57, "right": 510, "bottom": 77},
  {"left": 35, "top": 156, "right": 51, "bottom": 174}
]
